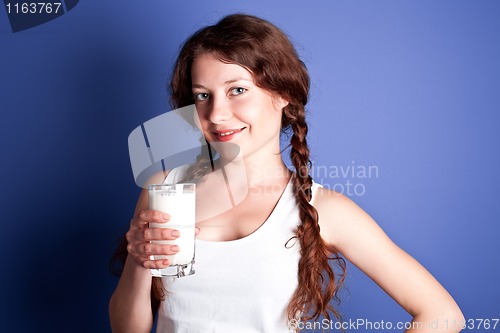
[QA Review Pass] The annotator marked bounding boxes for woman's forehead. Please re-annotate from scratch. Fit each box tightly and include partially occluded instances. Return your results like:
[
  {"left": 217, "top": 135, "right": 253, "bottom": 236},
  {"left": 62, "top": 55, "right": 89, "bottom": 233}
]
[{"left": 191, "top": 54, "right": 254, "bottom": 85}]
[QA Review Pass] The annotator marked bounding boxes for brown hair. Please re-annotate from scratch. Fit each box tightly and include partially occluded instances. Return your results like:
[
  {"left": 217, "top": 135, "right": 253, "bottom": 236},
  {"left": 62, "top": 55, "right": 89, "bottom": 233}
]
[{"left": 168, "top": 13, "right": 346, "bottom": 323}]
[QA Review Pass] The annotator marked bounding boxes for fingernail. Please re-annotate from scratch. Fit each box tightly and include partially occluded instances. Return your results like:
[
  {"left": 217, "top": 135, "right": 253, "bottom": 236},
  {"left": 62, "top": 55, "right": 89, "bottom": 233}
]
[
  {"left": 171, "top": 245, "right": 179, "bottom": 252},
  {"left": 162, "top": 213, "right": 169, "bottom": 220},
  {"left": 171, "top": 230, "right": 180, "bottom": 237}
]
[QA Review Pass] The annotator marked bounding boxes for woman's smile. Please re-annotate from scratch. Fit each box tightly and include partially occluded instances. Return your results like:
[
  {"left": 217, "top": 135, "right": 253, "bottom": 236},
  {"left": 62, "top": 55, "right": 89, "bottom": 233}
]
[{"left": 211, "top": 127, "right": 247, "bottom": 142}]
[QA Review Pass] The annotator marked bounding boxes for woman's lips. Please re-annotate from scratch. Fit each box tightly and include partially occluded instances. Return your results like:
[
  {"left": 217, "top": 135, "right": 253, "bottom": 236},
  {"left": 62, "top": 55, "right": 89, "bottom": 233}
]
[{"left": 212, "top": 127, "right": 246, "bottom": 142}]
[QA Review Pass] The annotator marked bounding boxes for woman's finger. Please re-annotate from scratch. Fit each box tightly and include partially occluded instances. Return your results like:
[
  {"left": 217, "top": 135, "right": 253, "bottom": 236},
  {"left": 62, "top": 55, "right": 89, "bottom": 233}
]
[
  {"left": 139, "top": 258, "right": 171, "bottom": 270},
  {"left": 141, "top": 243, "right": 180, "bottom": 256},
  {"left": 127, "top": 224, "right": 179, "bottom": 243},
  {"left": 127, "top": 241, "right": 179, "bottom": 257},
  {"left": 137, "top": 210, "right": 170, "bottom": 224},
  {"left": 141, "top": 227, "right": 180, "bottom": 242}
]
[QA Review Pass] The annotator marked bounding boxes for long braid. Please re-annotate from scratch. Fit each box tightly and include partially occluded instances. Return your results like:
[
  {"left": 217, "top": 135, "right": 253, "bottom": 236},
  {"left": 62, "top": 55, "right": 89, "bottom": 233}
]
[{"left": 285, "top": 103, "right": 346, "bottom": 324}]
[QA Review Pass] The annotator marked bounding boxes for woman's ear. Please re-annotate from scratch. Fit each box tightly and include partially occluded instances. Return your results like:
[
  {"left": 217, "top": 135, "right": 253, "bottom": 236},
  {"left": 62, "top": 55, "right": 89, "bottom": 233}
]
[{"left": 273, "top": 96, "right": 290, "bottom": 110}]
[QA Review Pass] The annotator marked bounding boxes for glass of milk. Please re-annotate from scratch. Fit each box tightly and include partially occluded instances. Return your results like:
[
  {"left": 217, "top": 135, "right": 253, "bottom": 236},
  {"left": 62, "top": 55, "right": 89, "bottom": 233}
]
[{"left": 148, "top": 183, "right": 196, "bottom": 278}]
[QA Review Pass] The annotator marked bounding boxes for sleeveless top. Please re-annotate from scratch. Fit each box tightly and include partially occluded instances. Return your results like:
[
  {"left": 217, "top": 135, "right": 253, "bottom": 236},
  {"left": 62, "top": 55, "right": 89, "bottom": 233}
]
[{"left": 156, "top": 167, "right": 322, "bottom": 333}]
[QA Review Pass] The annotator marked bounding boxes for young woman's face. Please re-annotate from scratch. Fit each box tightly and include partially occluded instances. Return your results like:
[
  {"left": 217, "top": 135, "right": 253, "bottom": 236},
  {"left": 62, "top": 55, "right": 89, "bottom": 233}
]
[{"left": 191, "top": 53, "right": 287, "bottom": 160}]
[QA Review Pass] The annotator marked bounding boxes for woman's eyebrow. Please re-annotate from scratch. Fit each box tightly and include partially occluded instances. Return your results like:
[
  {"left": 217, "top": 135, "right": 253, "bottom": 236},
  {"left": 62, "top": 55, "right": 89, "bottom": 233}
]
[
  {"left": 224, "top": 78, "right": 252, "bottom": 84},
  {"left": 192, "top": 78, "right": 252, "bottom": 89}
]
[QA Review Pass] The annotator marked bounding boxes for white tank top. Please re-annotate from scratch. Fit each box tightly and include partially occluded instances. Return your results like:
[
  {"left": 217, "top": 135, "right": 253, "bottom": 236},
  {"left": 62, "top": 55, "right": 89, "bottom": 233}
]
[{"left": 156, "top": 168, "right": 321, "bottom": 333}]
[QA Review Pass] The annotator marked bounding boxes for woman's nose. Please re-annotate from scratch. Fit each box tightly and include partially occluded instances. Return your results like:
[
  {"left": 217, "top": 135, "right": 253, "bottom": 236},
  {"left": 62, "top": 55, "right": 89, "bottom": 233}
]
[{"left": 209, "top": 97, "right": 232, "bottom": 124}]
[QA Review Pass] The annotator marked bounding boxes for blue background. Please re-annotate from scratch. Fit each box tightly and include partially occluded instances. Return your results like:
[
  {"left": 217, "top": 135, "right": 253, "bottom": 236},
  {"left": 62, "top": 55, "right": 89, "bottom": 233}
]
[{"left": 1, "top": 1, "right": 499, "bottom": 332}]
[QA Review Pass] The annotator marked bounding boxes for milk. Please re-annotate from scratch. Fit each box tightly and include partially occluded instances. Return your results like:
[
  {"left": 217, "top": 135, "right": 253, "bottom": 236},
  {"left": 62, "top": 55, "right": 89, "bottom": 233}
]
[{"left": 148, "top": 184, "right": 195, "bottom": 267}]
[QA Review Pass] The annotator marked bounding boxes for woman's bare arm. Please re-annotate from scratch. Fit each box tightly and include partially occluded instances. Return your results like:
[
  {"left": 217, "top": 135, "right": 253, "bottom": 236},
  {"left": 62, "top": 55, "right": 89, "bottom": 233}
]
[{"left": 314, "top": 188, "right": 464, "bottom": 332}]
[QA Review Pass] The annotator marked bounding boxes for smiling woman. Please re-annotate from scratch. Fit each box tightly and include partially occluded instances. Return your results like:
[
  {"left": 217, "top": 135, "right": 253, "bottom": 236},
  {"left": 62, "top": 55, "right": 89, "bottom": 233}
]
[{"left": 109, "top": 13, "right": 464, "bottom": 333}]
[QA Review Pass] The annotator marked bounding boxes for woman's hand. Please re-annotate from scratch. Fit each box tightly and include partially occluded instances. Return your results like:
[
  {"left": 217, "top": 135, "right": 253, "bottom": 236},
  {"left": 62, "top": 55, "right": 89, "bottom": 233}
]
[{"left": 125, "top": 210, "right": 180, "bottom": 269}]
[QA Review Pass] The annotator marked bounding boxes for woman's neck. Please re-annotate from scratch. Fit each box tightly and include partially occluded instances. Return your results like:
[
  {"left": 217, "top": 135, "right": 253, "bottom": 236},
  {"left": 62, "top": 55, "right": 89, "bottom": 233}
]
[{"left": 218, "top": 152, "right": 291, "bottom": 188}]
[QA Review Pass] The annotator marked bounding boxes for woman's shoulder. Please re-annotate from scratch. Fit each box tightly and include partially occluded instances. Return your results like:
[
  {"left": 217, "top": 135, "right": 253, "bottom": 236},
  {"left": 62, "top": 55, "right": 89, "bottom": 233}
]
[
  {"left": 311, "top": 182, "right": 352, "bottom": 209},
  {"left": 311, "top": 184, "right": 370, "bottom": 251},
  {"left": 312, "top": 185, "right": 353, "bottom": 219},
  {"left": 163, "top": 164, "right": 190, "bottom": 184},
  {"left": 141, "top": 164, "right": 190, "bottom": 187}
]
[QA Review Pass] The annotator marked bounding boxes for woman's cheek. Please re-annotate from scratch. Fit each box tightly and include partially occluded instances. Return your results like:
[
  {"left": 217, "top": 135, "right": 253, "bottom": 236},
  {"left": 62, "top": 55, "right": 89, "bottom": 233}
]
[{"left": 231, "top": 97, "right": 260, "bottom": 121}]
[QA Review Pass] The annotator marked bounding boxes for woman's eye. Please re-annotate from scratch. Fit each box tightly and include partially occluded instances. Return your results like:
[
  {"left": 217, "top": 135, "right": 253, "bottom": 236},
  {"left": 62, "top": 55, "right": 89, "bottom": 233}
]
[
  {"left": 230, "top": 87, "right": 246, "bottom": 96},
  {"left": 194, "top": 93, "right": 210, "bottom": 101}
]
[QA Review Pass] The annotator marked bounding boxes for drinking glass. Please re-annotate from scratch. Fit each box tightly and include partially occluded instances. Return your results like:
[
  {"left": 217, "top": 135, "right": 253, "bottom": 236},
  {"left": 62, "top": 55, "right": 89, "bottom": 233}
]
[{"left": 148, "top": 183, "right": 196, "bottom": 277}]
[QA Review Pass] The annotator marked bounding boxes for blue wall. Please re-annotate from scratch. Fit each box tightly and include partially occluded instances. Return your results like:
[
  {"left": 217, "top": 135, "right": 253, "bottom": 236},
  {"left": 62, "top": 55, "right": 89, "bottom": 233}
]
[{"left": 1, "top": 1, "right": 499, "bottom": 332}]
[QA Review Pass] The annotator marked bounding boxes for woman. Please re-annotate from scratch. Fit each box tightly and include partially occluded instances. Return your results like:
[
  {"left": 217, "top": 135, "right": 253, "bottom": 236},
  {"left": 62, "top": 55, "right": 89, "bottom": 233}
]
[{"left": 109, "top": 14, "right": 464, "bottom": 332}]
